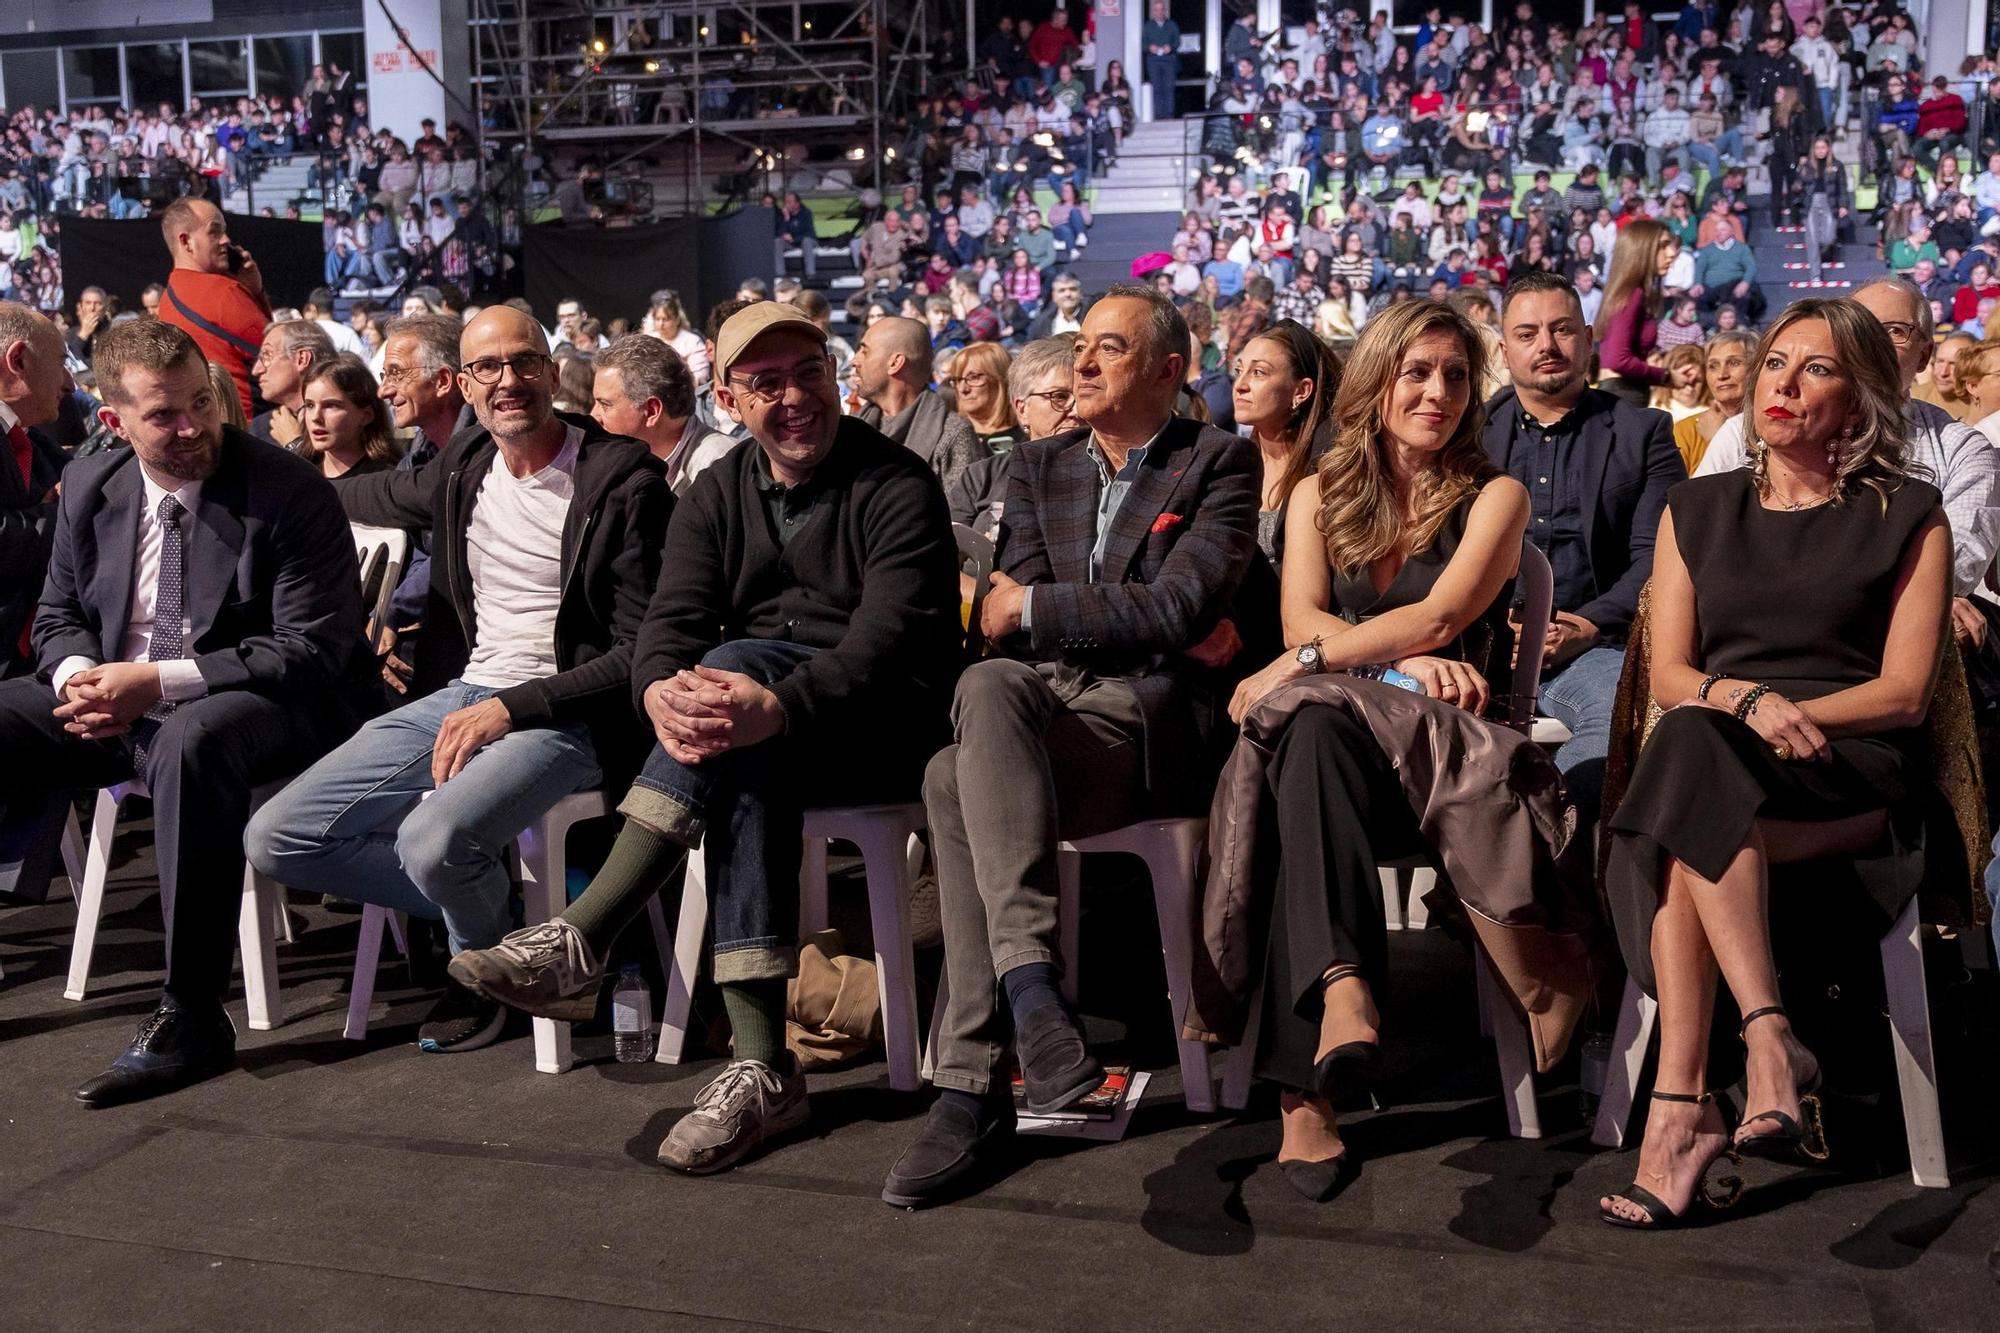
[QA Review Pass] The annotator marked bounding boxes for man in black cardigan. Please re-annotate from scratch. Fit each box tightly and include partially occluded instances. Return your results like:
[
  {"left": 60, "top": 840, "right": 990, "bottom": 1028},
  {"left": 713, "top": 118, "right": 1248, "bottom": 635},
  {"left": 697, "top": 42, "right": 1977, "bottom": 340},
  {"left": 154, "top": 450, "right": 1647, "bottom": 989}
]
[
  {"left": 884, "top": 284, "right": 1262, "bottom": 1208},
  {"left": 245, "top": 306, "right": 672, "bottom": 1054},
  {"left": 450, "top": 302, "right": 962, "bottom": 1175}
]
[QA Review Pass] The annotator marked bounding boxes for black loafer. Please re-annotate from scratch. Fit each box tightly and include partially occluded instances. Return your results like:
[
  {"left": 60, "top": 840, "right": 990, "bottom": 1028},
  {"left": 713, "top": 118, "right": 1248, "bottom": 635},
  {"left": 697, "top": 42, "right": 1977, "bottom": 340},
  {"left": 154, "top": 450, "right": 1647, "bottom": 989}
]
[
  {"left": 76, "top": 997, "right": 237, "bottom": 1109},
  {"left": 1015, "top": 1003, "right": 1103, "bottom": 1115},
  {"left": 881, "top": 1098, "right": 1017, "bottom": 1208}
]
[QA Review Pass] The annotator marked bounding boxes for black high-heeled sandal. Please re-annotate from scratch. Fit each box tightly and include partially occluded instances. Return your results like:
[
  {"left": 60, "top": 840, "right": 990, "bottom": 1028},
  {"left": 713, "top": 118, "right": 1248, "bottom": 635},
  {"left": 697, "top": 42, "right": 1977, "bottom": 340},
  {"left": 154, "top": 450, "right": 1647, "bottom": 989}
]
[
  {"left": 1734, "top": 1005, "right": 1828, "bottom": 1162},
  {"left": 1310, "top": 967, "right": 1381, "bottom": 1110},
  {"left": 1601, "top": 1090, "right": 1742, "bottom": 1231}
]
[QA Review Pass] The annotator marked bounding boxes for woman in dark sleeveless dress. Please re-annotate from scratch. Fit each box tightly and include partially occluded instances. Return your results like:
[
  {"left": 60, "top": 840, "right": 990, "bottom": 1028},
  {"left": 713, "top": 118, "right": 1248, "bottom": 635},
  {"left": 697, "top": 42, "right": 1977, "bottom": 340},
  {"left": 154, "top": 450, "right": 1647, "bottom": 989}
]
[
  {"left": 1225, "top": 300, "right": 1530, "bottom": 1201},
  {"left": 1600, "top": 298, "right": 1950, "bottom": 1229}
]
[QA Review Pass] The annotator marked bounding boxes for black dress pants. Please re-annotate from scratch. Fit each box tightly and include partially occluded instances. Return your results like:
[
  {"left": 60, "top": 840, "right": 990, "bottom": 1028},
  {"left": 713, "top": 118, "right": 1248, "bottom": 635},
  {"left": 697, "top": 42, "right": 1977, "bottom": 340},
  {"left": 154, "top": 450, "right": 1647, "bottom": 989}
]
[
  {"left": 0, "top": 676, "right": 340, "bottom": 1004},
  {"left": 1255, "top": 705, "right": 1424, "bottom": 1091}
]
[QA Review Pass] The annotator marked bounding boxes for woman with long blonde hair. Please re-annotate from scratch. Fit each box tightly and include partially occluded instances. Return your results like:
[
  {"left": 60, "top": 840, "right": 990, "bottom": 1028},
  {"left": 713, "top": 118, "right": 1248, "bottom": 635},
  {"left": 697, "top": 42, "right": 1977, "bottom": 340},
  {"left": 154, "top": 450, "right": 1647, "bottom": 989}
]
[
  {"left": 948, "top": 340, "right": 1021, "bottom": 448},
  {"left": 1221, "top": 299, "right": 1532, "bottom": 1202},
  {"left": 1595, "top": 217, "right": 1682, "bottom": 408},
  {"left": 1602, "top": 299, "right": 1946, "bottom": 1229}
]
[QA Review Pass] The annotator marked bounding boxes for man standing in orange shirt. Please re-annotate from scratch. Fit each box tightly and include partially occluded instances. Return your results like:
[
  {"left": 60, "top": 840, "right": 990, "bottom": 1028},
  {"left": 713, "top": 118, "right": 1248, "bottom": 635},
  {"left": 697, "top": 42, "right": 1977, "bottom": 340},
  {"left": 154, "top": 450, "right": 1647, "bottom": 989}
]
[{"left": 158, "top": 198, "right": 271, "bottom": 418}]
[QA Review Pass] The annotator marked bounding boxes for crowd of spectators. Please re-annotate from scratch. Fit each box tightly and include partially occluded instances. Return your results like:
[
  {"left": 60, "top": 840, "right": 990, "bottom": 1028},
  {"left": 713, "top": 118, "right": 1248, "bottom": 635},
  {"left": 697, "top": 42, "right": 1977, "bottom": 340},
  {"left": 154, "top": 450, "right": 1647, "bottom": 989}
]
[{"left": 0, "top": 62, "right": 509, "bottom": 323}]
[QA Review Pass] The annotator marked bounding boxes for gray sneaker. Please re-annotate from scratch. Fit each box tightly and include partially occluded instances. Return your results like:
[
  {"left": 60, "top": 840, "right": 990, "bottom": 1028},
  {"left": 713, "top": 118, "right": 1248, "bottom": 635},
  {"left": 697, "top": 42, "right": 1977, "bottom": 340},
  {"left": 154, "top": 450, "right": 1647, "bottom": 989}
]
[
  {"left": 447, "top": 920, "right": 603, "bottom": 1022},
  {"left": 657, "top": 1057, "right": 810, "bottom": 1175}
]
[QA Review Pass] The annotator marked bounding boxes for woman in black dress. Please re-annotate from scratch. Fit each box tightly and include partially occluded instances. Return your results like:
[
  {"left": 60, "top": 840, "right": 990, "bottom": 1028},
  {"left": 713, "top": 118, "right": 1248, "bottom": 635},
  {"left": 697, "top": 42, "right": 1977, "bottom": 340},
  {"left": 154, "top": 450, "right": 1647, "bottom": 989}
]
[
  {"left": 1225, "top": 300, "right": 1530, "bottom": 1200},
  {"left": 1600, "top": 299, "right": 1951, "bottom": 1229}
]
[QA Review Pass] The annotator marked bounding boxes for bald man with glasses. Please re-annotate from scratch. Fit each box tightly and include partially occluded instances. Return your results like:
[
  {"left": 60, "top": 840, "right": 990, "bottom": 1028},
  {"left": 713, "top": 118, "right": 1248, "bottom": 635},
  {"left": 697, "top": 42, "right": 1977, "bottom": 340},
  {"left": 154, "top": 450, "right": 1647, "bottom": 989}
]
[{"left": 246, "top": 307, "right": 672, "bottom": 1055}]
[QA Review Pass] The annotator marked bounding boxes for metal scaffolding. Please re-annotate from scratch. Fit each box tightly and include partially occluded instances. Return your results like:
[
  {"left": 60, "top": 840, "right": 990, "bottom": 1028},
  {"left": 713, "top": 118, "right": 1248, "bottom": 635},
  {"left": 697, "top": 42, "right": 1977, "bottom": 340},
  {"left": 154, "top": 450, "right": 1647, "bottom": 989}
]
[{"left": 471, "top": 0, "right": 931, "bottom": 211}]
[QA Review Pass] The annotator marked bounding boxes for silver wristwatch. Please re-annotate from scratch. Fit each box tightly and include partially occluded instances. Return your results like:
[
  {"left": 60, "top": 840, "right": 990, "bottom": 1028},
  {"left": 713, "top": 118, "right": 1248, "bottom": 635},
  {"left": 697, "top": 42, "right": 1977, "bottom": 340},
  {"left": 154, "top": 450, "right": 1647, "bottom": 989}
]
[{"left": 1295, "top": 637, "right": 1324, "bottom": 674}]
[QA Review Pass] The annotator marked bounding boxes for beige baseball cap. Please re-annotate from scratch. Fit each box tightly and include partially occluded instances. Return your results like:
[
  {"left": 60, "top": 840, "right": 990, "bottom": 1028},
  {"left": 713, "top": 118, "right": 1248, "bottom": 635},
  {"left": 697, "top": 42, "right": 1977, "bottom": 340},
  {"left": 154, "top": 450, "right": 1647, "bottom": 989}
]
[{"left": 713, "top": 301, "right": 828, "bottom": 384}]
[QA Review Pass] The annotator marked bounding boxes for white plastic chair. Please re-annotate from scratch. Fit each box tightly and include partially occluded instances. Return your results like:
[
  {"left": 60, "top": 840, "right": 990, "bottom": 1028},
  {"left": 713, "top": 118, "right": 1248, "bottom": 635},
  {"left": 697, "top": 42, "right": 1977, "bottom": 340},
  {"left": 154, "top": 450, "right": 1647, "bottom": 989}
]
[
  {"left": 63, "top": 779, "right": 287, "bottom": 1031},
  {"left": 351, "top": 523, "right": 410, "bottom": 650},
  {"left": 1590, "top": 897, "right": 1948, "bottom": 1187},
  {"left": 657, "top": 801, "right": 928, "bottom": 1091},
  {"left": 339, "top": 791, "right": 639, "bottom": 1071},
  {"left": 1053, "top": 817, "right": 1218, "bottom": 1112}
]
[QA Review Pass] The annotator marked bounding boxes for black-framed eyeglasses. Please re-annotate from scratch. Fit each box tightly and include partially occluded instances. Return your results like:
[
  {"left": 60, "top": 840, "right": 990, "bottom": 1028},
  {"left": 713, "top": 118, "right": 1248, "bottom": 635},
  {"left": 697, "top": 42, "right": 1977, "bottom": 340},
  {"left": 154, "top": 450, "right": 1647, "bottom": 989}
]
[
  {"left": 728, "top": 357, "right": 832, "bottom": 402},
  {"left": 464, "top": 353, "right": 551, "bottom": 385},
  {"left": 1878, "top": 320, "right": 1917, "bottom": 346}
]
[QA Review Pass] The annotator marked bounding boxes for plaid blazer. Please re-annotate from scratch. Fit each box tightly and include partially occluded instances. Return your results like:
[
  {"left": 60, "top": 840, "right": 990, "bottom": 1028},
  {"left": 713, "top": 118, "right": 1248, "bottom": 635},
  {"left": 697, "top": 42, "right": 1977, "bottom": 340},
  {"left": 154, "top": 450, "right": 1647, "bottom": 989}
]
[{"left": 996, "top": 416, "right": 1263, "bottom": 803}]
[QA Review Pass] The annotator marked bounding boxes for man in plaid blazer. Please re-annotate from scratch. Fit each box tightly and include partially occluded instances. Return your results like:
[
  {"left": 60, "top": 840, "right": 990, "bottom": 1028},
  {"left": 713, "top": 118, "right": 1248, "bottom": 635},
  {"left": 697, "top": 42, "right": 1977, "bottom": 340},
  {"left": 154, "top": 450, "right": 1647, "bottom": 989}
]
[{"left": 886, "top": 283, "right": 1263, "bottom": 1208}]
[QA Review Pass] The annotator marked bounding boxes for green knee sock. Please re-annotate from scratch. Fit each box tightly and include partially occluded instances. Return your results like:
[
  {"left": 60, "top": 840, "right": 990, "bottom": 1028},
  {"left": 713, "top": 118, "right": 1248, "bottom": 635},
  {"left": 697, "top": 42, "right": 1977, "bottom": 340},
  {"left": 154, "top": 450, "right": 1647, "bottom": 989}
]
[
  {"left": 721, "top": 979, "right": 789, "bottom": 1067},
  {"left": 562, "top": 819, "right": 687, "bottom": 955}
]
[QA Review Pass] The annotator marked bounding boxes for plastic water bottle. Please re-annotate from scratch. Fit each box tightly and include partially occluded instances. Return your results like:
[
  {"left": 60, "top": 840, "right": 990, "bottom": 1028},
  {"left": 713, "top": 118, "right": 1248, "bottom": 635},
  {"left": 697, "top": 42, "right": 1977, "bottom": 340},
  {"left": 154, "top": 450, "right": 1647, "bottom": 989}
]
[
  {"left": 1577, "top": 1032, "right": 1613, "bottom": 1120},
  {"left": 612, "top": 964, "right": 655, "bottom": 1063}
]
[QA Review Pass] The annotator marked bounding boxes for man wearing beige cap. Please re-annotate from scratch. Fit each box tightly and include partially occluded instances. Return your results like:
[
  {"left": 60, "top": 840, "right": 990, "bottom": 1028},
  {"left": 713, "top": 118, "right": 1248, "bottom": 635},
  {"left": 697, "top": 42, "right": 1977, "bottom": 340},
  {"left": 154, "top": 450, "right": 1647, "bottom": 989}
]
[{"left": 450, "top": 302, "right": 963, "bottom": 1174}]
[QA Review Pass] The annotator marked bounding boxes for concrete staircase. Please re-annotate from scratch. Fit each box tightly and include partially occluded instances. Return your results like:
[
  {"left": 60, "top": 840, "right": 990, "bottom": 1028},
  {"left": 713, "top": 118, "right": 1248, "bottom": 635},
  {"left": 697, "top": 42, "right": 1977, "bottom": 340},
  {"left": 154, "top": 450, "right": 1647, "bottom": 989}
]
[
  {"left": 222, "top": 155, "right": 320, "bottom": 217},
  {"left": 1090, "top": 120, "right": 1197, "bottom": 216}
]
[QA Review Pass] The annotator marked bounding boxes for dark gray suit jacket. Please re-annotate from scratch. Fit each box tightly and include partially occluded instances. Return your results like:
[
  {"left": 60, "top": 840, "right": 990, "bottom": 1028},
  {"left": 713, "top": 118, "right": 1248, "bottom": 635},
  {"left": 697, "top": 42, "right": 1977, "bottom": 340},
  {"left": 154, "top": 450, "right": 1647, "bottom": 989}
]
[
  {"left": 33, "top": 426, "right": 368, "bottom": 704},
  {"left": 996, "top": 416, "right": 1263, "bottom": 804}
]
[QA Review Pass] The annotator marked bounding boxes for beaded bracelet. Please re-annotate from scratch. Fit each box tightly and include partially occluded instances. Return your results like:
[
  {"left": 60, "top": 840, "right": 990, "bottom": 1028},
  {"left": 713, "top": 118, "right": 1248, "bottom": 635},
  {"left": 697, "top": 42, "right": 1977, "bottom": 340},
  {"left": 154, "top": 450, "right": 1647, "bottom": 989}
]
[
  {"left": 1697, "top": 673, "right": 1725, "bottom": 702},
  {"left": 1733, "top": 683, "right": 1771, "bottom": 722}
]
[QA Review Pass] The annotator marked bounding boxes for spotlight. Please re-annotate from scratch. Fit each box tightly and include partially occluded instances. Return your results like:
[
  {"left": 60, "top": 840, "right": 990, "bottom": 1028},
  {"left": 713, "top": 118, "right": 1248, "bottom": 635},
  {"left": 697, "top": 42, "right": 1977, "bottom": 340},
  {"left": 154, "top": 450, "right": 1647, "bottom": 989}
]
[
  {"left": 644, "top": 60, "right": 659, "bottom": 73},
  {"left": 591, "top": 38, "right": 606, "bottom": 54},
  {"left": 846, "top": 146, "right": 867, "bottom": 160}
]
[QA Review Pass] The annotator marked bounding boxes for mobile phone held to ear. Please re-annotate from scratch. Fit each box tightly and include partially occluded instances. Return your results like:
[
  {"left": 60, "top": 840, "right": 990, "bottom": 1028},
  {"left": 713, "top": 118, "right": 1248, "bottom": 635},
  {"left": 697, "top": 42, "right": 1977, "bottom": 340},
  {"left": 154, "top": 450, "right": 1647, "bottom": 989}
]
[{"left": 226, "top": 243, "right": 247, "bottom": 274}]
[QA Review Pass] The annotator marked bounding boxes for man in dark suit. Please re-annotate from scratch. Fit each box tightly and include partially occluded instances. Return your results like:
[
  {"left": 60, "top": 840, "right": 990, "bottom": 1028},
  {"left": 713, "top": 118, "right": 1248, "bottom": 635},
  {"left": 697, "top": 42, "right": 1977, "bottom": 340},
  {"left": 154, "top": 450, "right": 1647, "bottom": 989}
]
[
  {"left": 1485, "top": 271, "right": 1686, "bottom": 820},
  {"left": 0, "top": 302, "right": 72, "bottom": 680},
  {"left": 0, "top": 320, "right": 368, "bottom": 1106},
  {"left": 884, "top": 283, "right": 1262, "bottom": 1208}
]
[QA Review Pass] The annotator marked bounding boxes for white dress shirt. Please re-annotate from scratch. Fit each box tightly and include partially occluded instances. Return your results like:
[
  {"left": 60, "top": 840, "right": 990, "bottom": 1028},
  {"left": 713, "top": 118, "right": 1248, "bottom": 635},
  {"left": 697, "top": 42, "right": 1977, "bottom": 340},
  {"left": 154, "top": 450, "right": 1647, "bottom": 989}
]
[
  {"left": 1693, "top": 400, "right": 2000, "bottom": 596},
  {"left": 51, "top": 464, "right": 209, "bottom": 703}
]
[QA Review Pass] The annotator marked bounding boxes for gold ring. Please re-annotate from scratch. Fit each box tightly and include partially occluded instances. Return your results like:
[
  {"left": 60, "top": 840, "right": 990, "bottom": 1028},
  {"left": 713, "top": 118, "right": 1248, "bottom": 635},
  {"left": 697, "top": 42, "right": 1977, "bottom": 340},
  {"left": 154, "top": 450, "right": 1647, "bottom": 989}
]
[{"left": 1773, "top": 743, "right": 1792, "bottom": 760}]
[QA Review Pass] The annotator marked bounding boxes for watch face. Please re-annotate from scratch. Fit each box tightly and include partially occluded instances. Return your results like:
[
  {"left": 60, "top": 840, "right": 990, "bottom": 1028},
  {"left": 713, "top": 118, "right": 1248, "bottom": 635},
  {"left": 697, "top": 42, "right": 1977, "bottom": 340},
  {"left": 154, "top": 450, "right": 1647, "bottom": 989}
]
[{"left": 1296, "top": 642, "right": 1321, "bottom": 670}]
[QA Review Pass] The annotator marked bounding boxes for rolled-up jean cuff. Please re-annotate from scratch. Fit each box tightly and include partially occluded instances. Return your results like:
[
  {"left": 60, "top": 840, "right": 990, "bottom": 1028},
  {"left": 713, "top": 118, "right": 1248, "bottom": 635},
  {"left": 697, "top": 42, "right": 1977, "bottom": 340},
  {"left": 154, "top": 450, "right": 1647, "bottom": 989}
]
[
  {"left": 929, "top": 1070, "right": 995, "bottom": 1096},
  {"left": 617, "top": 783, "right": 705, "bottom": 846},
  {"left": 992, "top": 945, "right": 1058, "bottom": 978},
  {"left": 713, "top": 941, "right": 797, "bottom": 983}
]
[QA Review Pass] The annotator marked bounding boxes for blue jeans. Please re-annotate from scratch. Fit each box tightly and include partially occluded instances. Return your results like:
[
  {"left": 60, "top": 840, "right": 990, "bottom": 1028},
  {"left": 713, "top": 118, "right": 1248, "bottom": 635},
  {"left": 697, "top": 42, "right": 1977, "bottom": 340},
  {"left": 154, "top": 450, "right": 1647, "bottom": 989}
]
[
  {"left": 245, "top": 681, "right": 602, "bottom": 954},
  {"left": 1537, "top": 645, "right": 1626, "bottom": 824},
  {"left": 615, "top": 639, "right": 819, "bottom": 984},
  {"left": 1052, "top": 217, "right": 1088, "bottom": 247}
]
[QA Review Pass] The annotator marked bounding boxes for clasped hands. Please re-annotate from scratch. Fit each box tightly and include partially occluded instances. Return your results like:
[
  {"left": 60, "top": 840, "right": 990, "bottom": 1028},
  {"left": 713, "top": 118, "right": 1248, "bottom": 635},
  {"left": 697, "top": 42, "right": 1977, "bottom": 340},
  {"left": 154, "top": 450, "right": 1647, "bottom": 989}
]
[
  {"left": 53, "top": 663, "right": 164, "bottom": 740},
  {"left": 644, "top": 667, "right": 785, "bottom": 765}
]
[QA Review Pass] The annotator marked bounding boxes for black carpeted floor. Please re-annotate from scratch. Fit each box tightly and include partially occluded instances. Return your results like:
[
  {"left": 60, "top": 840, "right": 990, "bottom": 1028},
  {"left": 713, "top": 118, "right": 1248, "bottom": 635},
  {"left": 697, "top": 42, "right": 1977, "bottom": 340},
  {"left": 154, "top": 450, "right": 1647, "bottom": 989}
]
[{"left": 2, "top": 830, "right": 1997, "bottom": 1332}]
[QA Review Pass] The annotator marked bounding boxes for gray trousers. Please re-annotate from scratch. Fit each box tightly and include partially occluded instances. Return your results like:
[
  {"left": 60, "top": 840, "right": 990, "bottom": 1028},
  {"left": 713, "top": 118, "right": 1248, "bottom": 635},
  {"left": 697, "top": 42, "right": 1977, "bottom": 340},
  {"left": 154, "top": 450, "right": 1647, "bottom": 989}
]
[
  {"left": 1805, "top": 191, "right": 1838, "bottom": 283},
  {"left": 926, "top": 658, "right": 1145, "bottom": 1094}
]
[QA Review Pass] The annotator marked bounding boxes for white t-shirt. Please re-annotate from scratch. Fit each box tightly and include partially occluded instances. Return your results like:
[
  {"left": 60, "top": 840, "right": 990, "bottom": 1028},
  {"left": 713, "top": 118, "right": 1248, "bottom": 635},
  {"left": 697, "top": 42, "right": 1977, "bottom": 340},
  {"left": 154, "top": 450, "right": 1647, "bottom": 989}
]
[{"left": 461, "top": 426, "right": 581, "bottom": 689}]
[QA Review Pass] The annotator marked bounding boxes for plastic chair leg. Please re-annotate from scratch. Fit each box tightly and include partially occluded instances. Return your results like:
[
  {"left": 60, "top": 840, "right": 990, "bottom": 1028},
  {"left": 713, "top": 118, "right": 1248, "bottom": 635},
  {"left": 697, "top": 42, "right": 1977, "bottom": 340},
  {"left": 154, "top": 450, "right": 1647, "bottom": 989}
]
[
  {"left": 345, "top": 903, "right": 391, "bottom": 1040},
  {"left": 237, "top": 868, "right": 284, "bottom": 1031},
  {"left": 515, "top": 821, "right": 573, "bottom": 1075},
  {"left": 1218, "top": 987, "right": 1262, "bottom": 1113},
  {"left": 65, "top": 788, "right": 125, "bottom": 1002},
  {"left": 1475, "top": 941, "right": 1542, "bottom": 1139},
  {"left": 1590, "top": 975, "right": 1658, "bottom": 1149},
  {"left": 58, "top": 806, "right": 86, "bottom": 896},
  {"left": 799, "top": 837, "right": 830, "bottom": 936},
  {"left": 1144, "top": 830, "right": 1215, "bottom": 1113},
  {"left": 1381, "top": 866, "right": 1407, "bottom": 931},
  {"left": 856, "top": 819, "right": 922, "bottom": 1092},
  {"left": 657, "top": 849, "right": 709, "bottom": 1065},
  {"left": 1054, "top": 847, "right": 1082, "bottom": 1004},
  {"left": 1405, "top": 867, "right": 1434, "bottom": 929},
  {"left": 1881, "top": 899, "right": 1949, "bottom": 1187}
]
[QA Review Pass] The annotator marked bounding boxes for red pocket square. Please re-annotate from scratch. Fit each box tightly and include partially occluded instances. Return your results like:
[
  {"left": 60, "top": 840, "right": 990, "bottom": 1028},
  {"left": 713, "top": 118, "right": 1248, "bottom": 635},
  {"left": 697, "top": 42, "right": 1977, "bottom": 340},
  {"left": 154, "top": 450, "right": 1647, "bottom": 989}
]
[{"left": 1151, "top": 512, "right": 1184, "bottom": 535}]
